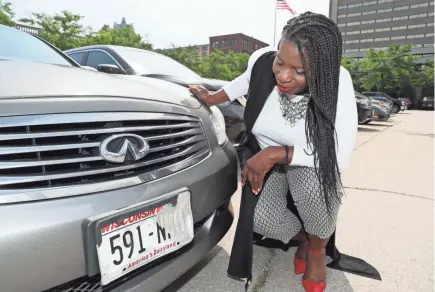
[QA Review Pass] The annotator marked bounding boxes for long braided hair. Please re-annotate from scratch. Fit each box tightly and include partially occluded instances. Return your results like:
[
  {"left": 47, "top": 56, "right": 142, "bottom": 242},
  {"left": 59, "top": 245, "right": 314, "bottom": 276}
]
[{"left": 281, "top": 12, "right": 343, "bottom": 214}]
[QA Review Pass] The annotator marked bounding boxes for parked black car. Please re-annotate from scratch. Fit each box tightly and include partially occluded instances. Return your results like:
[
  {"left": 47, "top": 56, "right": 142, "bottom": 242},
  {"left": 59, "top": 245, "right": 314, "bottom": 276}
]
[
  {"left": 366, "top": 96, "right": 391, "bottom": 121},
  {"left": 64, "top": 45, "right": 246, "bottom": 145},
  {"left": 355, "top": 92, "right": 373, "bottom": 124},
  {"left": 371, "top": 103, "right": 391, "bottom": 121},
  {"left": 420, "top": 96, "right": 434, "bottom": 110},
  {"left": 399, "top": 97, "right": 412, "bottom": 110},
  {"left": 362, "top": 92, "right": 402, "bottom": 113}
]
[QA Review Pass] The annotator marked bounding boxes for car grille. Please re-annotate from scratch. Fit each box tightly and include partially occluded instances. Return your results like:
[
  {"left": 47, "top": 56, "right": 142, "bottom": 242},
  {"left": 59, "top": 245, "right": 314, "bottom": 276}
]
[{"left": 0, "top": 112, "right": 209, "bottom": 193}]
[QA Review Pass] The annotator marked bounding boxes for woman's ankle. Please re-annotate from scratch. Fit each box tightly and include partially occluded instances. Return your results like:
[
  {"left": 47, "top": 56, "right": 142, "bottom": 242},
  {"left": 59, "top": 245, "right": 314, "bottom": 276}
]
[
  {"left": 295, "top": 241, "right": 308, "bottom": 260},
  {"left": 304, "top": 247, "right": 327, "bottom": 282}
]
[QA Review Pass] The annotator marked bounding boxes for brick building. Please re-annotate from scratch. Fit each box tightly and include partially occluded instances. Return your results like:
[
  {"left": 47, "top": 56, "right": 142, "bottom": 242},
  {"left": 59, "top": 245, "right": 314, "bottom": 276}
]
[
  {"left": 161, "top": 44, "right": 210, "bottom": 58},
  {"left": 209, "top": 33, "right": 269, "bottom": 55},
  {"left": 195, "top": 44, "right": 210, "bottom": 58}
]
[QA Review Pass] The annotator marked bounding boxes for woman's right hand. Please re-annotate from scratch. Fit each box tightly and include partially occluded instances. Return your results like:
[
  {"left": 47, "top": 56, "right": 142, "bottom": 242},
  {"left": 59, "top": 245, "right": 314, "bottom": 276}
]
[{"left": 189, "top": 85, "right": 212, "bottom": 105}]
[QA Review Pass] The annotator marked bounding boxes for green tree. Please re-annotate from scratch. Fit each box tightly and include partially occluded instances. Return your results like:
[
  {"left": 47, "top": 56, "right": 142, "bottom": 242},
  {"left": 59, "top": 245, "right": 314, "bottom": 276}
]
[
  {"left": 157, "top": 45, "right": 200, "bottom": 71},
  {"left": 0, "top": 1, "right": 14, "bottom": 26},
  {"left": 84, "top": 24, "right": 152, "bottom": 50},
  {"left": 358, "top": 49, "right": 392, "bottom": 91},
  {"left": 357, "top": 44, "right": 420, "bottom": 91},
  {"left": 411, "top": 61, "right": 434, "bottom": 87},
  {"left": 386, "top": 44, "right": 420, "bottom": 87},
  {"left": 341, "top": 56, "right": 361, "bottom": 89},
  {"left": 19, "top": 11, "right": 91, "bottom": 50},
  {"left": 341, "top": 56, "right": 358, "bottom": 73},
  {"left": 196, "top": 50, "right": 249, "bottom": 80},
  {"left": 224, "top": 51, "right": 250, "bottom": 78}
]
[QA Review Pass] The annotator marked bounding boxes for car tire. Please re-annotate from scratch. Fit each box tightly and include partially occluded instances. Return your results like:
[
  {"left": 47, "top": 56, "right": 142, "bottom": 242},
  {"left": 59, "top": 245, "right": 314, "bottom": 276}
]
[{"left": 392, "top": 104, "right": 400, "bottom": 113}]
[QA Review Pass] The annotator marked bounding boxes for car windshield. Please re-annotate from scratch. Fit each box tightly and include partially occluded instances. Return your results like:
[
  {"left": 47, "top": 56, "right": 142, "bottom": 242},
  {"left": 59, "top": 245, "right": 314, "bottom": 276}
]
[
  {"left": 380, "top": 93, "right": 393, "bottom": 99},
  {"left": 0, "top": 25, "right": 73, "bottom": 66},
  {"left": 113, "top": 47, "right": 201, "bottom": 79}
]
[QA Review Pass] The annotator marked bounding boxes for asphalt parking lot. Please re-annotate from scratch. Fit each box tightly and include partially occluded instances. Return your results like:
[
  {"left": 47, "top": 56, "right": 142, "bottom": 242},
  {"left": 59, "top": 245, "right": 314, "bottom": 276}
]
[{"left": 163, "top": 110, "right": 434, "bottom": 292}]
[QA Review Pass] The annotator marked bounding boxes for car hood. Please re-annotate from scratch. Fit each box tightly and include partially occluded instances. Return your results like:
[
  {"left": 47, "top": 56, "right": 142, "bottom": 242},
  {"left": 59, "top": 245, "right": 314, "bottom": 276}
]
[
  {"left": 142, "top": 74, "right": 229, "bottom": 92},
  {"left": 0, "top": 60, "right": 202, "bottom": 109}
]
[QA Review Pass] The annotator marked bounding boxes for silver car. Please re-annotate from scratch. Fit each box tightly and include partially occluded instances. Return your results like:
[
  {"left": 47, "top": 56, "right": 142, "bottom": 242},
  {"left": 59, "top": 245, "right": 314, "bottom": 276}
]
[{"left": 0, "top": 25, "right": 237, "bottom": 292}]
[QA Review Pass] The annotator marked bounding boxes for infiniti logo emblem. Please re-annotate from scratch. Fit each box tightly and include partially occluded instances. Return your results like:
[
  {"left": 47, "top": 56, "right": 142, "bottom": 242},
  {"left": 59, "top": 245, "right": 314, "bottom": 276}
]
[{"left": 100, "top": 134, "right": 150, "bottom": 163}]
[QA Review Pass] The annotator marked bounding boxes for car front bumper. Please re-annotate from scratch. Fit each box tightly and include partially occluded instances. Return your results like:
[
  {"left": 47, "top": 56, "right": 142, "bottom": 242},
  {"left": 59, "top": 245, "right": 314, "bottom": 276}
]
[
  {"left": 358, "top": 107, "right": 372, "bottom": 124},
  {"left": 372, "top": 106, "right": 390, "bottom": 121},
  {"left": 0, "top": 141, "right": 238, "bottom": 292},
  {"left": 421, "top": 102, "right": 434, "bottom": 109}
]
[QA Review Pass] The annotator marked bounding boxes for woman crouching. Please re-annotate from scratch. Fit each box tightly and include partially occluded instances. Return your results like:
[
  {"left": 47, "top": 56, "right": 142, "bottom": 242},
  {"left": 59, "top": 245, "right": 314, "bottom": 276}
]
[{"left": 189, "top": 12, "right": 357, "bottom": 292}]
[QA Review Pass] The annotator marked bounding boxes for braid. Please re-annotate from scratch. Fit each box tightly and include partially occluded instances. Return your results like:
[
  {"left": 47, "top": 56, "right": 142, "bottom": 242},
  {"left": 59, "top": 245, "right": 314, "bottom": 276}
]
[{"left": 281, "top": 12, "right": 343, "bottom": 215}]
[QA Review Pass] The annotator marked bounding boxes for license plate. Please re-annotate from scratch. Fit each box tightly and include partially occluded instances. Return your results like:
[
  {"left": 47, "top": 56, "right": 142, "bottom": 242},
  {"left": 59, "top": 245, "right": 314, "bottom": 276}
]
[{"left": 95, "top": 191, "right": 194, "bottom": 285}]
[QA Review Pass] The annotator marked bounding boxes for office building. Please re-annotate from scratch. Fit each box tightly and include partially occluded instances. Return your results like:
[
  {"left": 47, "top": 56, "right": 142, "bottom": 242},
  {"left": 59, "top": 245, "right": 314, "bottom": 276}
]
[
  {"left": 209, "top": 33, "right": 269, "bottom": 55},
  {"left": 329, "top": 0, "right": 434, "bottom": 63}
]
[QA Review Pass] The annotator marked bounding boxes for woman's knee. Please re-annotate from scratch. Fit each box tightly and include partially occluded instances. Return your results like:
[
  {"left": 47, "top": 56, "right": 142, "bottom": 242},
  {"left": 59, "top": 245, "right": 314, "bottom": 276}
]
[
  {"left": 303, "top": 213, "right": 338, "bottom": 239},
  {"left": 253, "top": 209, "right": 281, "bottom": 229}
]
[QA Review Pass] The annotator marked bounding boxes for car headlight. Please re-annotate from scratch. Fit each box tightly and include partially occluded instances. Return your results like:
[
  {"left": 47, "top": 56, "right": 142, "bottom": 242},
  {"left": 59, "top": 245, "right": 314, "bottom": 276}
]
[
  {"left": 356, "top": 98, "right": 368, "bottom": 106},
  {"left": 209, "top": 106, "right": 228, "bottom": 146}
]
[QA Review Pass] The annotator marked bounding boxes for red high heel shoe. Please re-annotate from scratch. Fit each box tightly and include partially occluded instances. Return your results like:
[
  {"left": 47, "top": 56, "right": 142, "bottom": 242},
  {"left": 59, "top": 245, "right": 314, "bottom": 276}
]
[
  {"left": 294, "top": 241, "right": 307, "bottom": 275},
  {"left": 301, "top": 247, "right": 327, "bottom": 292}
]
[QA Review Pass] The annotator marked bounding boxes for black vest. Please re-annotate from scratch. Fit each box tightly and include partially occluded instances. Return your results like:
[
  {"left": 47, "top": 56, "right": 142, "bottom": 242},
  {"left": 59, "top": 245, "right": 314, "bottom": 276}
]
[{"left": 227, "top": 51, "right": 381, "bottom": 289}]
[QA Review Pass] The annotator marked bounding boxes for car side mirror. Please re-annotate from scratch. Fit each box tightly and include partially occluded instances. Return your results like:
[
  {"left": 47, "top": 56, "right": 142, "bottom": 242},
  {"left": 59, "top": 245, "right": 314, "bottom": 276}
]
[{"left": 96, "top": 64, "right": 124, "bottom": 75}]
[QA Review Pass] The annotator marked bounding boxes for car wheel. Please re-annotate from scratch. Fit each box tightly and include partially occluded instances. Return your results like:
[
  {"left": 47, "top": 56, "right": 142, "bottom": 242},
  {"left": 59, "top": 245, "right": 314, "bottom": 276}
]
[{"left": 392, "top": 104, "right": 400, "bottom": 113}]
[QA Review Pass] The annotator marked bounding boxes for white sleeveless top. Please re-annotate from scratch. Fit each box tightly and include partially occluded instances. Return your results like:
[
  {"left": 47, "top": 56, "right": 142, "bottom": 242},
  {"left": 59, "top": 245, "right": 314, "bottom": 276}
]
[{"left": 222, "top": 46, "right": 358, "bottom": 170}]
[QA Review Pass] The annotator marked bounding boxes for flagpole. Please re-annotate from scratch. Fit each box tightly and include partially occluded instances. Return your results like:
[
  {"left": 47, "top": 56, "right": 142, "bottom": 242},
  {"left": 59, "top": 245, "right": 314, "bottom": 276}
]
[{"left": 273, "top": 0, "right": 277, "bottom": 47}]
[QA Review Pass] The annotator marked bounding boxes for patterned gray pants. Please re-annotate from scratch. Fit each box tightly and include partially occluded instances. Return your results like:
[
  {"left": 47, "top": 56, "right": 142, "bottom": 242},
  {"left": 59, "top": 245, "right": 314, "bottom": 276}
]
[{"left": 253, "top": 166, "right": 342, "bottom": 242}]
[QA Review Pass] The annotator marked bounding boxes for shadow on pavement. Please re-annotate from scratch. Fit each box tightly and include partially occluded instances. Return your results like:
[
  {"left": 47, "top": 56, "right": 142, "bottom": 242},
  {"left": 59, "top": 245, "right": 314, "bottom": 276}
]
[
  {"left": 365, "top": 122, "right": 391, "bottom": 127},
  {"left": 161, "top": 246, "right": 224, "bottom": 292},
  {"left": 358, "top": 127, "right": 380, "bottom": 133},
  {"left": 259, "top": 247, "right": 355, "bottom": 292},
  {"left": 164, "top": 243, "right": 355, "bottom": 292}
]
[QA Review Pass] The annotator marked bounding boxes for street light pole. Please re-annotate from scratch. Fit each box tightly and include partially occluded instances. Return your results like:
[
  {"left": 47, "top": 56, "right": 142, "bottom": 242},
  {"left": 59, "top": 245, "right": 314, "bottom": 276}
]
[{"left": 273, "top": 1, "right": 277, "bottom": 47}]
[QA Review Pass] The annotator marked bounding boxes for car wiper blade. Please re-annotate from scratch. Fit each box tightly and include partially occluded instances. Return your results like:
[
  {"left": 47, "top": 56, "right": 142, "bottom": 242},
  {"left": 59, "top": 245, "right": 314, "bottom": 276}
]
[{"left": 141, "top": 73, "right": 170, "bottom": 78}]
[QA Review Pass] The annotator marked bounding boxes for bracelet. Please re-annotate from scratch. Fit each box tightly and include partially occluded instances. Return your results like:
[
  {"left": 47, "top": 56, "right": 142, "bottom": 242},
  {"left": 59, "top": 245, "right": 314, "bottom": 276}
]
[{"left": 283, "top": 145, "right": 289, "bottom": 164}]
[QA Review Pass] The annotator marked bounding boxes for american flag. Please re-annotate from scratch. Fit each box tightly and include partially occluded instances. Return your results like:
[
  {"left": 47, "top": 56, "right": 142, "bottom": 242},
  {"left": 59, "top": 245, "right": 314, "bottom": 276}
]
[{"left": 276, "top": 0, "right": 297, "bottom": 15}]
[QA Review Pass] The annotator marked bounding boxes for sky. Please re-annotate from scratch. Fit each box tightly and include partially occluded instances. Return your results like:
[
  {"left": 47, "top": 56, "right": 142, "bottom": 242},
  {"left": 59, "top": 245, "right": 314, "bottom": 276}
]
[{"left": 10, "top": 0, "right": 331, "bottom": 49}]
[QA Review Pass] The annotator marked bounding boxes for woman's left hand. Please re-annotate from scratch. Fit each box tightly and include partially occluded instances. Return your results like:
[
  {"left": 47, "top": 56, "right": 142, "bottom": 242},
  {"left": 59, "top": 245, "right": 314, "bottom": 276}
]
[{"left": 241, "top": 148, "right": 276, "bottom": 195}]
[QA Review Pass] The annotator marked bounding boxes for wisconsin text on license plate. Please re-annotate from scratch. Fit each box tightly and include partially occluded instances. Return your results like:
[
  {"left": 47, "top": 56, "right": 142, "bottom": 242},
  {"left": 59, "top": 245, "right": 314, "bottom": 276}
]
[{"left": 96, "top": 191, "right": 194, "bottom": 285}]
